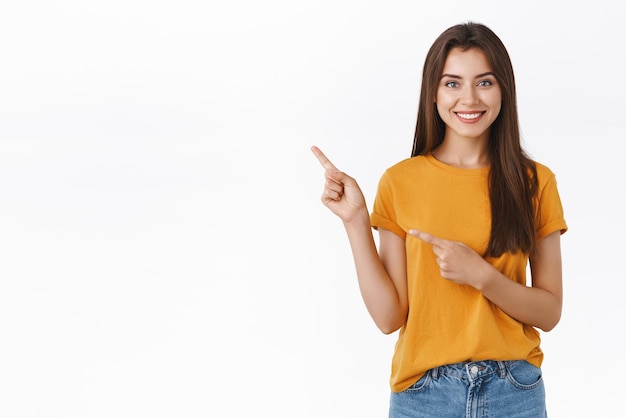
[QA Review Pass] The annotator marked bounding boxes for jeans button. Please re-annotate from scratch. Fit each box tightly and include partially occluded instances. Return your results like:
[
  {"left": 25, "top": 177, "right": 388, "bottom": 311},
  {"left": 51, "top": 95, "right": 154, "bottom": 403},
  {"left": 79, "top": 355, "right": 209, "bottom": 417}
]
[{"left": 470, "top": 366, "right": 478, "bottom": 374}]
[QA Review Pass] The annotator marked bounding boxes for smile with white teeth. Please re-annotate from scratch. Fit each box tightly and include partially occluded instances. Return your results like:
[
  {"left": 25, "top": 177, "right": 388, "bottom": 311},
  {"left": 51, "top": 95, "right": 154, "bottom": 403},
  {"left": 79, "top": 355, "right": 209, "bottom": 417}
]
[{"left": 456, "top": 112, "right": 484, "bottom": 120}]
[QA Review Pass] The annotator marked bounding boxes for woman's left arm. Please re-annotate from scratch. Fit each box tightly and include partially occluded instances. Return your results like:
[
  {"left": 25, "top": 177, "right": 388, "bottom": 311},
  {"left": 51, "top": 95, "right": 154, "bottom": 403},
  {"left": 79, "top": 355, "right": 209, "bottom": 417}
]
[
  {"left": 478, "top": 231, "right": 563, "bottom": 331},
  {"left": 409, "top": 229, "right": 563, "bottom": 331}
]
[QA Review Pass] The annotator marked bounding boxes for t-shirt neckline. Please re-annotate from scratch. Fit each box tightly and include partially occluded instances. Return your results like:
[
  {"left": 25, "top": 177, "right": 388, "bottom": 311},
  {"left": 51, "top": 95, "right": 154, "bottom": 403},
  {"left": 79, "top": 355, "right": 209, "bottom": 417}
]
[{"left": 424, "top": 153, "right": 490, "bottom": 177}]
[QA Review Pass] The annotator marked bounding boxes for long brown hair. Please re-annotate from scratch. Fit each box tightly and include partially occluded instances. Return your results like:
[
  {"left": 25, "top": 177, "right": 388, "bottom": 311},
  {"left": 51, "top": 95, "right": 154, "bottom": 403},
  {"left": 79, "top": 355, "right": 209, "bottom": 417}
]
[{"left": 411, "top": 22, "right": 538, "bottom": 257}]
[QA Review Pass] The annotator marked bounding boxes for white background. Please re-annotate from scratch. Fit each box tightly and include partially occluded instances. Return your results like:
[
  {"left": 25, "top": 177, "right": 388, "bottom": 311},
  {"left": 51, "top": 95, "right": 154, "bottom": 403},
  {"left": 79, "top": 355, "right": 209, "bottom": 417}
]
[{"left": 0, "top": 1, "right": 623, "bottom": 417}]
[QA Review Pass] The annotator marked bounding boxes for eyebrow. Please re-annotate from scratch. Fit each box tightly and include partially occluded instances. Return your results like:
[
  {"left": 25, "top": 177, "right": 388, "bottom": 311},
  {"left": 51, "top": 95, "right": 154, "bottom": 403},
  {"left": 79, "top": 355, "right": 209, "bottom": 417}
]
[{"left": 440, "top": 72, "right": 496, "bottom": 79}]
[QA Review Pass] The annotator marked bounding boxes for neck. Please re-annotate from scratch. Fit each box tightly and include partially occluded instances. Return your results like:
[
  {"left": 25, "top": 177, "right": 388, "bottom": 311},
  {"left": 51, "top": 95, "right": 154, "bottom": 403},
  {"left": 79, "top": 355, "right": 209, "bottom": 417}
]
[{"left": 432, "top": 136, "right": 489, "bottom": 169}]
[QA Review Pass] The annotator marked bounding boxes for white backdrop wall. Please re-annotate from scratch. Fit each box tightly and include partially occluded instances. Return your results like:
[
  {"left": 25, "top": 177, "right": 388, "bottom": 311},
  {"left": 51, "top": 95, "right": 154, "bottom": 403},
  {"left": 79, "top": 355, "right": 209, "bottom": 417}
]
[{"left": 0, "top": 1, "right": 623, "bottom": 417}]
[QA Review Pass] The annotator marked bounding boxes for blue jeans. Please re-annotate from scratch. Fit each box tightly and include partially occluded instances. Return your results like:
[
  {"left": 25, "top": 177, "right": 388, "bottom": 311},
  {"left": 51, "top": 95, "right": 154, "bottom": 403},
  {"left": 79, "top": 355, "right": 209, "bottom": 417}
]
[{"left": 389, "top": 360, "right": 547, "bottom": 418}]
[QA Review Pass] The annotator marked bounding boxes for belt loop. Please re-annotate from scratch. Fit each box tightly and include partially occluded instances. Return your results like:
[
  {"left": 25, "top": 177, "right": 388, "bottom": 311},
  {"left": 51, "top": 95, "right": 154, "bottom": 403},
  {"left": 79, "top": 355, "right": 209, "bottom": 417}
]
[
  {"left": 497, "top": 361, "right": 506, "bottom": 378},
  {"left": 430, "top": 366, "right": 440, "bottom": 380}
]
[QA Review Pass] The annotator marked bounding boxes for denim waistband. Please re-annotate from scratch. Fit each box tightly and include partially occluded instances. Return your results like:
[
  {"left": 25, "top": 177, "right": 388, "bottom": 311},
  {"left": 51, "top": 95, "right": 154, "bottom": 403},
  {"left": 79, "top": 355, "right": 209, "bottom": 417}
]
[{"left": 429, "top": 360, "right": 518, "bottom": 381}]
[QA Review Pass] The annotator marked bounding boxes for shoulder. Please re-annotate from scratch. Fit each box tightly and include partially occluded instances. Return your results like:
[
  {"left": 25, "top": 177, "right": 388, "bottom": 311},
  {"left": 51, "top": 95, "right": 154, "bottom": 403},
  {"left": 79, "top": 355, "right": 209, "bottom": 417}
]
[
  {"left": 376, "top": 156, "right": 429, "bottom": 189},
  {"left": 382, "top": 155, "right": 428, "bottom": 176},
  {"left": 533, "top": 160, "right": 555, "bottom": 177},
  {"left": 531, "top": 160, "right": 560, "bottom": 190},
  {"left": 530, "top": 160, "right": 567, "bottom": 235}
]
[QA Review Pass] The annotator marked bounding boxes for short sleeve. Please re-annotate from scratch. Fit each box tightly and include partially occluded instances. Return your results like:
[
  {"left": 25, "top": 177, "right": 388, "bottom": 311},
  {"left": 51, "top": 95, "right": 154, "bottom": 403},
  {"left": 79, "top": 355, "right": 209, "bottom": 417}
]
[
  {"left": 370, "top": 169, "right": 407, "bottom": 238},
  {"left": 535, "top": 167, "right": 568, "bottom": 241}
]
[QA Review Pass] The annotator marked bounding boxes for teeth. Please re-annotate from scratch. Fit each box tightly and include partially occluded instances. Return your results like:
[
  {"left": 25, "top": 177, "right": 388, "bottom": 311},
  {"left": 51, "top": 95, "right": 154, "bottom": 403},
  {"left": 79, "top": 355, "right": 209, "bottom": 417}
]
[{"left": 457, "top": 113, "right": 482, "bottom": 120}]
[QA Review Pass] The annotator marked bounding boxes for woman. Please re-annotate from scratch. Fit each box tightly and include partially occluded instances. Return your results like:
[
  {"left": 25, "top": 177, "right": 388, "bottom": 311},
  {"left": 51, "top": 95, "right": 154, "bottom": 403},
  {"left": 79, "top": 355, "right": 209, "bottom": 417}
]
[{"left": 312, "top": 22, "right": 567, "bottom": 417}]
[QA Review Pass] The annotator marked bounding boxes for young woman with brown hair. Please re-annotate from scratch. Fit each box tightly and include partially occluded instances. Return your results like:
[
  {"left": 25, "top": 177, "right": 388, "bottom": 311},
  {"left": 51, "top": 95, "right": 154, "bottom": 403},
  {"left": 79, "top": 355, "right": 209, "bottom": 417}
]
[{"left": 312, "top": 22, "right": 567, "bottom": 417}]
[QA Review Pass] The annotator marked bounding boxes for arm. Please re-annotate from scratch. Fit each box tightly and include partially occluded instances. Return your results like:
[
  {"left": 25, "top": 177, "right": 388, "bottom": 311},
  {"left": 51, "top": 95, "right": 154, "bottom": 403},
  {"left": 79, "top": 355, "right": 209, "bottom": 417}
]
[
  {"left": 478, "top": 231, "right": 563, "bottom": 331},
  {"left": 409, "top": 229, "right": 563, "bottom": 332},
  {"left": 345, "top": 220, "right": 408, "bottom": 334},
  {"left": 312, "top": 146, "right": 408, "bottom": 334}
]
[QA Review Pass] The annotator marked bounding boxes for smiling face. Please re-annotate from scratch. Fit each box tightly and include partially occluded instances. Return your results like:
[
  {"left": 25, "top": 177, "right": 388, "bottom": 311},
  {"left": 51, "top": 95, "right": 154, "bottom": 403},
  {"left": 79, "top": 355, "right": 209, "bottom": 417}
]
[{"left": 436, "top": 47, "right": 502, "bottom": 144}]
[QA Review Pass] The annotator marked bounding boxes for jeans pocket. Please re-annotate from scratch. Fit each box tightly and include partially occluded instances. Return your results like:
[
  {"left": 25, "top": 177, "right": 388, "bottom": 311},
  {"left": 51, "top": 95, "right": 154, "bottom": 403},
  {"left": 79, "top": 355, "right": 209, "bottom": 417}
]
[
  {"left": 405, "top": 370, "right": 432, "bottom": 393},
  {"left": 505, "top": 360, "right": 544, "bottom": 390}
]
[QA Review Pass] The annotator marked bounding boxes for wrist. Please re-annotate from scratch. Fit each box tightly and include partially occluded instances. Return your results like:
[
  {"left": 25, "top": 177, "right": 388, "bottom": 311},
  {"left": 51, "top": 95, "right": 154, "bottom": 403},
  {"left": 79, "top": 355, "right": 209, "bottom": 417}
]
[
  {"left": 473, "top": 262, "right": 499, "bottom": 292},
  {"left": 343, "top": 208, "right": 370, "bottom": 228},
  {"left": 342, "top": 209, "right": 371, "bottom": 230}
]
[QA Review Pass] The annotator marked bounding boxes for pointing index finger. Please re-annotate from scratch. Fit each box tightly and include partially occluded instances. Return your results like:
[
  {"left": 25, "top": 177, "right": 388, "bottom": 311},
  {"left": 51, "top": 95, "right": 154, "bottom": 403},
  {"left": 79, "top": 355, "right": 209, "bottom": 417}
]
[
  {"left": 311, "top": 146, "right": 338, "bottom": 171},
  {"left": 408, "top": 229, "right": 444, "bottom": 247}
]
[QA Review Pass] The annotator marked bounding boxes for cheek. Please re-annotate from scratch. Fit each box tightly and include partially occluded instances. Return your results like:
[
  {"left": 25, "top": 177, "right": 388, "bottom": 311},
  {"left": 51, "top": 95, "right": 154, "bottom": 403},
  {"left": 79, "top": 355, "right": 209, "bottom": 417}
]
[
  {"left": 435, "top": 89, "right": 445, "bottom": 104},
  {"left": 435, "top": 102, "right": 446, "bottom": 120},
  {"left": 435, "top": 91, "right": 450, "bottom": 113},
  {"left": 491, "top": 96, "right": 502, "bottom": 118},
  {"left": 435, "top": 89, "right": 456, "bottom": 107},
  {"left": 494, "top": 103, "right": 502, "bottom": 118},
  {"left": 490, "top": 89, "right": 503, "bottom": 113}
]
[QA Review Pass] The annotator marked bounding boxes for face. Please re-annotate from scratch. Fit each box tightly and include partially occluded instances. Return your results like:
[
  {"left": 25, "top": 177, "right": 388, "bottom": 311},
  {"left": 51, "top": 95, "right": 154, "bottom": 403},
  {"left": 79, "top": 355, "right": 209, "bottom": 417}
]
[{"left": 436, "top": 47, "right": 502, "bottom": 143}]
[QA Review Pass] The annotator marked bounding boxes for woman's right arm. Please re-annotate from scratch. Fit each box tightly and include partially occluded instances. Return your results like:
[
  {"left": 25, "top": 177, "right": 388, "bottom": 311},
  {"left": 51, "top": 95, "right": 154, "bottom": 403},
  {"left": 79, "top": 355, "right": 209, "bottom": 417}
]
[{"left": 312, "top": 146, "right": 408, "bottom": 334}]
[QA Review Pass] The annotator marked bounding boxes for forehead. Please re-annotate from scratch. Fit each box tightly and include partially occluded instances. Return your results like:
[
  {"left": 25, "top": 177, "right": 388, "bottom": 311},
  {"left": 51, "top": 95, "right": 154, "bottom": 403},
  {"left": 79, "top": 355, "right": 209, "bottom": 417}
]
[{"left": 442, "top": 47, "right": 493, "bottom": 75}]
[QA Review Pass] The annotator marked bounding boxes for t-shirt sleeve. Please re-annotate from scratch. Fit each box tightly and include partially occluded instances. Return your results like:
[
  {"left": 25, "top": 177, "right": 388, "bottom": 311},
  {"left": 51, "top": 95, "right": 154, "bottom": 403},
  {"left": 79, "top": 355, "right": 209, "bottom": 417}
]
[
  {"left": 370, "top": 169, "right": 407, "bottom": 238},
  {"left": 535, "top": 168, "right": 568, "bottom": 241}
]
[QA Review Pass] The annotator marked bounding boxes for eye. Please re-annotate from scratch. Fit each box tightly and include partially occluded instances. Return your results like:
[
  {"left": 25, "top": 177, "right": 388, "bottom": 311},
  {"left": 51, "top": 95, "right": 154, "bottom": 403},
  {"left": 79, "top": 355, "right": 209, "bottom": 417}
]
[
  {"left": 445, "top": 81, "right": 459, "bottom": 88},
  {"left": 477, "top": 80, "right": 493, "bottom": 87}
]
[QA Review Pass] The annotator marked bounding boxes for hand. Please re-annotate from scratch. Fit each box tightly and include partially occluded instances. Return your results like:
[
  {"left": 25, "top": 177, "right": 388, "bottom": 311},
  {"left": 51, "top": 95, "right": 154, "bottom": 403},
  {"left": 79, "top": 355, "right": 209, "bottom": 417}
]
[
  {"left": 408, "top": 229, "right": 492, "bottom": 288},
  {"left": 311, "top": 146, "right": 367, "bottom": 223}
]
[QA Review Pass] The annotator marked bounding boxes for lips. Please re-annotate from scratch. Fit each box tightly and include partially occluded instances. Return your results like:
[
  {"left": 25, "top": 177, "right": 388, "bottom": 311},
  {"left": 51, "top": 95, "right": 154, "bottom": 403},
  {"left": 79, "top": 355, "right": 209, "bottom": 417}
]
[{"left": 454, "top": 111, "right": 485, "bottom": 122}]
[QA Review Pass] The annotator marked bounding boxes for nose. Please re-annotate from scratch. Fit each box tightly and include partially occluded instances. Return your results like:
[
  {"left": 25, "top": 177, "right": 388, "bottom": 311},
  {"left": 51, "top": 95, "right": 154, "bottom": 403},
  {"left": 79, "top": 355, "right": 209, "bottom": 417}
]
[{"left": 460, "top": 86, "right": 479, "bottom": 105}]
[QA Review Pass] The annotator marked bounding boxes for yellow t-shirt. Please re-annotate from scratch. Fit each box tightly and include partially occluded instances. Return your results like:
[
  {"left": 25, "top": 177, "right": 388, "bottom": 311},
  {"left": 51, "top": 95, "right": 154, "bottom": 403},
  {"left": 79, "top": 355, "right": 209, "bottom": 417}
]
[{"left": 370, "top": 153, "right": 568, "bottom": 393}]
